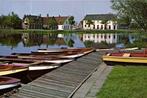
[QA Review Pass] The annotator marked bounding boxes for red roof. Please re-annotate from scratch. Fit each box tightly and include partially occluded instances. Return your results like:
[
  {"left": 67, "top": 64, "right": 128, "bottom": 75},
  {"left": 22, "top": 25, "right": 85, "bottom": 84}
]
[
  {"left": 54, "top": 16, "right": 69, "bottom": 25},
  {"left": 42, "top": 17, "right": 52, "bottom": 25}
]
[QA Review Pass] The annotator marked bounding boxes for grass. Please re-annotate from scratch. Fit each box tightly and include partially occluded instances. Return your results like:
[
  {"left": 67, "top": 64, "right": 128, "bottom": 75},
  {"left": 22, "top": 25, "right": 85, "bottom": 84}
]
[
  {"left": 97, "top": 65, "right": 147, "bottom": 98},
  {"left": 0, "top": 29, "right": 144, "bottom": 34}
]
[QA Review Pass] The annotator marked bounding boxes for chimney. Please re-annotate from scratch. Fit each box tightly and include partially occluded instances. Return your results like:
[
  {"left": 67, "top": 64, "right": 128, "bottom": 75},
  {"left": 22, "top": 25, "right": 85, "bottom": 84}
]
[{"left": 47, "top": 14, "right": 49, "bottom": 17}]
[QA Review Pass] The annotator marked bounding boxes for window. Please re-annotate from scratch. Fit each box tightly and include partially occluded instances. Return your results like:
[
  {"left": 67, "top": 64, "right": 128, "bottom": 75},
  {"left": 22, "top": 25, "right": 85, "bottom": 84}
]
[
  {"left": 93, "top": 26, "right": 95, "bottom": 29},
  {"left": 113, "top": 25, "right": 116, "bottom": 30},
  {"left": 101, "top": 25, "right": 103, "bottom": 29},
  {"left": 97, "top": 25, "right": 99, "bottom": 29},
  {"left": 109, "top": 25, "right": 111, "bottom": 29}
]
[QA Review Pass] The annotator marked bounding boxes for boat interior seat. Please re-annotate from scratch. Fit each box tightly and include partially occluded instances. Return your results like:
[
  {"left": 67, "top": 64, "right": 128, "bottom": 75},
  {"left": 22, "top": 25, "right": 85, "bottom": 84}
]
[
  {"left": 106, "top": 53, "right": 111, "bottom": 56},
  {"left": 123, "top": 53, "right": 130, "bottom": 57}
]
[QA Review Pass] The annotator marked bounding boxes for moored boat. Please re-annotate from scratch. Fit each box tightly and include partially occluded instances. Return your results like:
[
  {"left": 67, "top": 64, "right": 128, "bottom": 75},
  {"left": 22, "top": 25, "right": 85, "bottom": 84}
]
[
  {"left": 0, "top": 57, "right": 73, "bottom": 64},
  {"left": 10, "top": 48, "right": 94, "bottom": 59},
  {"left": 0, "top": 64, "right": 28, "bottom": 76},
  {"left": 102, "top": 51, "right": 147, "bottom": 64},
  {"left": 0, "top": 76, "right": 20, "bottom": 90},
  {"left": 11, "top": 62, "right": 59, "bottom": 71},
  {"left": 37, "top": 48, "right": 94, "bottom": 54}
]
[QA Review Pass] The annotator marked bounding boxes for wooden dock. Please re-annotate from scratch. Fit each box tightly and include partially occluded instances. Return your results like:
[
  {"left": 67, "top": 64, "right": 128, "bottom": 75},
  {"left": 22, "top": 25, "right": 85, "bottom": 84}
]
[{"left": 10, "top": 51, "right": 104, "bottom": 98}]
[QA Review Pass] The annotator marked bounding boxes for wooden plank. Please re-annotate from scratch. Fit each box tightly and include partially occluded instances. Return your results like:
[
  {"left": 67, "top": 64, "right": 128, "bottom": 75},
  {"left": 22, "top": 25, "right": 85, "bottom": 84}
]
[
  {"left": 21, "top": 85, "right": 70, "bottom": 98},
  {"left": 32, "top": 81, "right": 74, "bottom": 93},
  {"left": 19, "top": 88, "right": 63, "bottom": 98},
  {"left": 35, "top": 79, "right": 75, "bottom": 89}
]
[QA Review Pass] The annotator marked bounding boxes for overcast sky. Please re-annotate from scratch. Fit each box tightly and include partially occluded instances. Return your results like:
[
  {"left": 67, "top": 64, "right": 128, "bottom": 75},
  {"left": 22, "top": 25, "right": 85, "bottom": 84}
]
[{"left": 0, "top": 0, "right": 114, "bottom": 22}]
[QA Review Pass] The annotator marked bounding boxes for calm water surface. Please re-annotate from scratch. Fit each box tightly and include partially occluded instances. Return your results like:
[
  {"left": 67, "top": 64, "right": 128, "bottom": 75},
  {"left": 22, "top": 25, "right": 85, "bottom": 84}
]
[{"left": 0, "top": 32, "right": 146, "bottom": 55}]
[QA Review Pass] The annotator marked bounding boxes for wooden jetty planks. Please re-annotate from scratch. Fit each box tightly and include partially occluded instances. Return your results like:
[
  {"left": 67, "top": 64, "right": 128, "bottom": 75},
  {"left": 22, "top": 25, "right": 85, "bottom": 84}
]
[{"left": 10, "top": 51, "right": 103, "bottom": 98}]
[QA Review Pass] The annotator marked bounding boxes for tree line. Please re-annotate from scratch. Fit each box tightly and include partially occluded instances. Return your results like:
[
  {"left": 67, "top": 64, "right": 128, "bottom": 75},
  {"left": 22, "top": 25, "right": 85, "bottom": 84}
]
[
  {"left": 111, "top": 0, "right": 147, "bottom": 31},
  {"left": 0, "top": 12, "right": 22, "bottom": 29}
]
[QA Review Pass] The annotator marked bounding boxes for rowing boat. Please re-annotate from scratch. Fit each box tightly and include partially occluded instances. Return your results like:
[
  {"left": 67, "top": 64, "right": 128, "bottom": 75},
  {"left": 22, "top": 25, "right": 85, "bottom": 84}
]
[
  {"left": 0, "top": 57, "right": 73, "bottom": 64},
  {"left": 11, "top": 62, "right": 59, "bottom": 71},
  {"left": 37, "top": 48, "right": 94, "bottom": 54},
  {"left": 11, "top": 49, "right": 91, "bottom": 59},
  {"left": 0, "top": 64, "right": 28, "bottom": 76},
  {"left": 0, "top": 76, "right": 20, "bottom": 90},
  {"left": 102, "top": 50, "right": 147, "bottom": 64}
]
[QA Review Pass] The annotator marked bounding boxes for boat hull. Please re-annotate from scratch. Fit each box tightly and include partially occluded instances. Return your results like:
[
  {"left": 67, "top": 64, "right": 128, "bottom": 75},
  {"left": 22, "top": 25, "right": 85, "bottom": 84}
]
[
  {"left": 0, "top": 68, "right": 28, "bottom": 76},
  {"left": 29, "top": 65, "right": 58, "bottom": 71},
  {"left": 0, "top": 77, "right": 20, "bottom": 90},
  {"left": 103, "top": 55, "right": 147, "bottom": 64}
]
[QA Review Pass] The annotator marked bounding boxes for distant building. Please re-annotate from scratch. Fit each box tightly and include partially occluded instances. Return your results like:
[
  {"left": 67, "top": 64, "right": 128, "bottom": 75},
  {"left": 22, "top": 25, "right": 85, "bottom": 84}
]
[
  {"left": 42, "top": 14, "right": 51, "bottom": 29},
  {"left": 22, "top": 14, "right": 73, "bottom": 30},
  {"left": 82, "top": 14, "right": 118, "bottom": 30},
  {"left": 22, "top": 15, "right": 43, "bottom": 29},
  {"left": 55, "top": 16, "right": 72, "bottom": 30}
]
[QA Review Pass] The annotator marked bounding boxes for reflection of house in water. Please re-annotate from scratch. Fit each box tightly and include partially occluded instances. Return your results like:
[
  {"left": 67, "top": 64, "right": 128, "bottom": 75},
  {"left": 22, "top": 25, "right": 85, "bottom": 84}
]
[
  {"left": 64, "top": 33, "right": 85, "bottom": 47},
  {"left": 82, "top": 34, "right": 117, "bottom": 44},
  {"left": 21, "top": 33, "right": 66, "bottom": 47},
  {"left": 22, "top": 33, "right": 43, "bottom": 47}
]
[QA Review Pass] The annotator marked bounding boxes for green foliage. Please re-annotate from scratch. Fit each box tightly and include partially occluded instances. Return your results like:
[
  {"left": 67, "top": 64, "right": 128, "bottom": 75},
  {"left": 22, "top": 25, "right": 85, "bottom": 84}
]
[
  {"left": 0, "top": 12, "right": 22, "bottom": 29},
  {"left": 48, "top": 17, "right": 58, "bottom": 30},
  {"left": 126, "top": 37, "right": 147, "bottom": 48},
  {"left": 67, "top": 39, "right": 74, "bottom": 47},
  {"left": 97, "top": 66, "right": 147, "bottom": 98},
  {"left": 84, "top": 40, "right": 94, "bottom": 48},
  {"left": 68, "top": 16, "right": 75, "bottom": 25},
  {"left": 111, "top": 0, "right": 147, "bottom": 31}
]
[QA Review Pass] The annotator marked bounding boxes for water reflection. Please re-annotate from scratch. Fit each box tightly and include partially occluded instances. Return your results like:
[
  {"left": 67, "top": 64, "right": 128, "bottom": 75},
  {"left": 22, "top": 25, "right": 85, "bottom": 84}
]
[
  {"left": 82, "top": 33, "right": 117, "bottom": 44},
  {"left": 81, "top": 33, "right": 139, "bottom": 48},
  {"left": 0, "top": 32, "right": 147, "bottom": 55}
]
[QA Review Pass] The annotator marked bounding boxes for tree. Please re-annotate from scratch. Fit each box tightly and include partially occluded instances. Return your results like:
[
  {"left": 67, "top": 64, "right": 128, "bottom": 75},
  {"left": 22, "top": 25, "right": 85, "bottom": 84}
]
[
  {"left": 48, "top": 17, "right": 58, "bottom": 30},
  {"left": 0, "top": 12, "right": 22, "bottom": 29},
  {"left": 0, "top": 16, "right": 2, "bottom": 28},
  {"left": 111, "top": 0, "right": 147, "bottom": 31},
  {"left": 86, "top": 19, "right": 94, "bottom": 29},
  {"left": 68, "top": 16, "right": 75, "bottom": 29},
  {"left": 11, "top": 12, "right": 22, "bottom": 29}
]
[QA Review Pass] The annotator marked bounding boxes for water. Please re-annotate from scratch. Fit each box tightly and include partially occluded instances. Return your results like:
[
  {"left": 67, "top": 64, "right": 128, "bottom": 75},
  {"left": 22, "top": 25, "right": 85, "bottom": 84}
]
[{"left": 0, "top": 32, "right": 147, "bottom": 55}]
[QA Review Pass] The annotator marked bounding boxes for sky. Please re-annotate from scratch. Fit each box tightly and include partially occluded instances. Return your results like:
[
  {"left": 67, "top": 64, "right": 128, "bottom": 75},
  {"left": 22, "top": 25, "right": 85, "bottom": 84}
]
[{"left": 0, "top": 0, "right": 113, "bottom": 22}]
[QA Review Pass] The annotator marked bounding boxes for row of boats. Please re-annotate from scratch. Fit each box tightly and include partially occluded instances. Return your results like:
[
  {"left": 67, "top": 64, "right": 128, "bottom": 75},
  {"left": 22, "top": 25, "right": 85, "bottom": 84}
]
[{"left": 0, "top": 48, "right": 94, "bottom": 91}]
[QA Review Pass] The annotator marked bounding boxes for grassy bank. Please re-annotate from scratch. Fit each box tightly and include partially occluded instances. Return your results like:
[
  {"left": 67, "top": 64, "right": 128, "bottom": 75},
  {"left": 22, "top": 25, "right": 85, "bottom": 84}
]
[
  {"left": 0, "top": 29, "right": 143, "bottom": 34},
  {"left": 97, "top": 65, "right": 147, "bottom": 98}
]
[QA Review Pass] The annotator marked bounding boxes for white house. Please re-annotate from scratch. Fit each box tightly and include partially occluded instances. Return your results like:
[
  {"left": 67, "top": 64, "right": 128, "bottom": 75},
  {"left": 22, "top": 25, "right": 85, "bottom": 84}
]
[
  {"left": 55, "top": 16, "right": 72, "bottom": 30},
  {"left": 82, "top": 14, "right": 118, "bottom": 30}
]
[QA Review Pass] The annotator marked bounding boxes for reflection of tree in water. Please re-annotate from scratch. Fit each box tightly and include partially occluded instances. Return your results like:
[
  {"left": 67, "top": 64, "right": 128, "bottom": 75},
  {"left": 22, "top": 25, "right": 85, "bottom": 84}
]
[
  {"left": 118, "top": 35, "right": 129, "bottom": 44},
  {"left": 67, "top": 39, "right": 74, "bottom": 47},
  {"left": 0, "top": 33, "right": 22, "bottom": 49},
  {"left": 84, "top": 40, "right": 115, "bottom": 49},
  {"left": 22, "top": 33, "right": 58, "bottom": 47},
  {"left": 22, "top": 33, "right": 43, "bottom": 47},
  {"left": 125, "top": 34, "right": 147, "bottom": 48},
  {"left": 64, "top": 33, "right": 75, "bottom": 47}
]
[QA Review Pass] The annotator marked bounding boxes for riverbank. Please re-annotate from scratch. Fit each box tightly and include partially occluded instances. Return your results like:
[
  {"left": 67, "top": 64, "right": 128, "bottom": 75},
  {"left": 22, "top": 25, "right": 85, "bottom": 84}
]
[
  {"left": 0, "top": 29, "right": 143, "bottom": 34},
  {"left": 96, "top": 65, "right": 147, "bottom": 98}
]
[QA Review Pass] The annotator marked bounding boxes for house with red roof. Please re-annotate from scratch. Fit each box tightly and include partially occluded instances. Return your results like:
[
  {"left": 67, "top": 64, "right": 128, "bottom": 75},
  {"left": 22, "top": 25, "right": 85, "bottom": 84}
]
[
  {"left": 55, "top": 16, "right": 72, "bottom": 30},
  {"left": 22, "top": 14, "right": 73, "bottom": 30}
]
